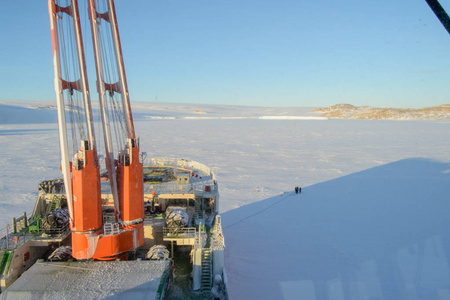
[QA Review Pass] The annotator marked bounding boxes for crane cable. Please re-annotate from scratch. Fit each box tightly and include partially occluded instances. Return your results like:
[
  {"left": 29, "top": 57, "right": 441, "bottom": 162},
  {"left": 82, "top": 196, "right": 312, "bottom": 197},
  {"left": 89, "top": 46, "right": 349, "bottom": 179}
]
[
  {"left": 56, "top": 0, "right": 88, "bottom": 156},
  {"left": 95, "top": 0, "right": 127, "bottom": 154},
  {"left": 223, "top": 192, "right": 296, "bottom": 230}
]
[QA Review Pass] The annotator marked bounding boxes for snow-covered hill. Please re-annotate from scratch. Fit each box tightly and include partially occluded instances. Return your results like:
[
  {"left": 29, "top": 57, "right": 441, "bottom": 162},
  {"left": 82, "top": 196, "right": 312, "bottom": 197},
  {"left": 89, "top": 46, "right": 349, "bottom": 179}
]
[
  {"left": 312, "top": 104, "right": 450, "bottom": 120},
  {"left": 0, "top": 102, "right": 57, "bottom": 124},
  {"left": 1, "top": 100, "right": 450, "bottom": 299},
  {"left": 0, "top": 100, "right": 319, "bottom": 124}
]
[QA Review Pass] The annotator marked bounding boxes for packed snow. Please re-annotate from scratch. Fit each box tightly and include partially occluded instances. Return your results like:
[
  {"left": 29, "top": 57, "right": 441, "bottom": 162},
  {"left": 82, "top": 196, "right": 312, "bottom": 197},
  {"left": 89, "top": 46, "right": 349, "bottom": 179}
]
[
  {"left": 3, "top": 260, "right": 170, "bottom": 299},
  {"left": 1, "top": 100, "right": 450, "bottom": 299}
]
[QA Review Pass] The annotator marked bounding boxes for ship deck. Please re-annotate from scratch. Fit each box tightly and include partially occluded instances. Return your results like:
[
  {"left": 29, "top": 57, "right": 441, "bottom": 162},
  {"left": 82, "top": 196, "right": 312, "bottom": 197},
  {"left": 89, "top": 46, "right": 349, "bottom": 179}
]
[{"left": 2, "top": 259, "right": 172, "bottom": 299}]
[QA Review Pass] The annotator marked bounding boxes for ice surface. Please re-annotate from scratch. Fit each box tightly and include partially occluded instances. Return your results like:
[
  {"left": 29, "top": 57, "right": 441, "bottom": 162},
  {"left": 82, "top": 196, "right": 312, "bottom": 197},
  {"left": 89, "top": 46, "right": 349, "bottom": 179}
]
[
  {"left": 223, "top": 158, "right": 450, "bottom": 299},
  {"left": 1, "top": 100, "right": 450, "bottom": 299}
]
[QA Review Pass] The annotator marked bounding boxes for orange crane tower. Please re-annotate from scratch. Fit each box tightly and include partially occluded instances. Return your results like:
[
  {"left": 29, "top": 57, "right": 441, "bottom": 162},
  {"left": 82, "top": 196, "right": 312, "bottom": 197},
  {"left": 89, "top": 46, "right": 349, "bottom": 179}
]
[
  {"left": 48, "top": 0, "right": 144, "bottom": 260},
  {"left": 87, "top": 0, "right": 144, "bottom": 234}
]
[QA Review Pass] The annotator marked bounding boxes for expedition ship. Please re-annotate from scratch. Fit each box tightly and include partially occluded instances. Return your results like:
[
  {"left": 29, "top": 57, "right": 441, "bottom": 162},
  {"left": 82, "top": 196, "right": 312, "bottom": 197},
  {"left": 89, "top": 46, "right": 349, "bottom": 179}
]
[{"left": 0, "top": 158, "right": 227, "bottom": 299}]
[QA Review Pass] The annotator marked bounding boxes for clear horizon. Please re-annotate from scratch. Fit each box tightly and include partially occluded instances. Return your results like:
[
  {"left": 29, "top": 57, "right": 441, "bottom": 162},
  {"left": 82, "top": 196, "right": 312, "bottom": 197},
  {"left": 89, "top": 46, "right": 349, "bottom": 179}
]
[
  {"left": 2, "top": 98, "right": 449, "bottom": 111},
  {"left": 1, "top": 1, "right": 450, "bottom": 109}
]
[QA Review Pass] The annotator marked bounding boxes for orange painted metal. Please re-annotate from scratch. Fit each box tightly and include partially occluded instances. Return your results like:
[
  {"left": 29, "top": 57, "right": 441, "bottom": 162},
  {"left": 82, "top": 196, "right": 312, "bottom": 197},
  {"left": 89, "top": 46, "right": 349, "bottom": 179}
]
[
  {"left": 50, "top": 0, "right": 145, "bottom": 261},
  {"left": 71, "top": 148, "right": 103, "bottom": 260},
  {"left": 71, "top": 224, "right": 144, "bottom": 260},
  {"left": 117, "top": 141, "right": 145, "bottom": 230},
  {"left": 71, "top": 143, "right": 144, "bottom": 260},
  {"left": 71, "top": 149, "right": 102, "bottom": 233}
]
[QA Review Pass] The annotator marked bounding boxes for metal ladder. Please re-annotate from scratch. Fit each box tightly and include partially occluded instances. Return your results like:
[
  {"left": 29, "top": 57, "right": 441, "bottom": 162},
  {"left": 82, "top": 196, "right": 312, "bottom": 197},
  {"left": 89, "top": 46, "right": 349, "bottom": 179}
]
[
  {"left": 201, "top": 248, "right": 212, "bottom": 291},
  {"left": 47, "top": 195, "right": 61, "bottom": 213},
  {"left": 195, "top": 198, "right": 204, "bottom": 221}
]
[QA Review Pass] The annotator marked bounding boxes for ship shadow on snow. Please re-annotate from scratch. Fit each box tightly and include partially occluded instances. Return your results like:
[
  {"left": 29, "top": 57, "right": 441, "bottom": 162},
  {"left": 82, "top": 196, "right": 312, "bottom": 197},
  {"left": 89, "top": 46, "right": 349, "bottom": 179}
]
[{"left": 223, "top": 158, "right": 450, "bottom": 300}]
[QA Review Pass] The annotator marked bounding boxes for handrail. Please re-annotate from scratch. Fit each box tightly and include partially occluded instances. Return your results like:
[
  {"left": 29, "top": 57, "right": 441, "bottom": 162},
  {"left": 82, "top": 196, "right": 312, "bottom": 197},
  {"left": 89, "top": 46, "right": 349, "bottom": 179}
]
[
  {"left": 0, "top": 210, "right": 33, "bottom": 241},
  {"left": 146, "top": 181, "right": 218, "bottom": 195},
  {"left": 163, "top": 227, "right": 196, "bottom": 239},
  {"left": 0, "top": 216, "right": 70, "bottom": 251},
  {"left": 101, "top": 180, "right": 218, "bottom": 196}
]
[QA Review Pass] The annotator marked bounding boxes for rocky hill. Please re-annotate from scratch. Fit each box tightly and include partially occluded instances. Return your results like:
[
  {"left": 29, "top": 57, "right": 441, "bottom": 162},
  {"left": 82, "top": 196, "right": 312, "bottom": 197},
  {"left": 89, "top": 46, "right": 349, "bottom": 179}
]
[{"left": 312, "top": 104, "right": 450, "bottom": 120}]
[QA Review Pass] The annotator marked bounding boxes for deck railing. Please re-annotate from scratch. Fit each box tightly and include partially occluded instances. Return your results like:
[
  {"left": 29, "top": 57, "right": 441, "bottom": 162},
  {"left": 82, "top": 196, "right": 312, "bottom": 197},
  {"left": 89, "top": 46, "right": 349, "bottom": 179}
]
[
  {"left": 0, "top": 215, "right": 69, "bottom": 251},
  {"left": 146, "top": 181, "right": 218, "bottom": 196},
  {"left": 163, "top": 227, "right": 197, "bottom": 239}
]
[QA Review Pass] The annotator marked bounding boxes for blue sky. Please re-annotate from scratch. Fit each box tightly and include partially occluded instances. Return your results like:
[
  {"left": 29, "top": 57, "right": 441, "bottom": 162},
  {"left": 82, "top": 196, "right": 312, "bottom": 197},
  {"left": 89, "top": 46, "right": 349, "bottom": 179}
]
[{"left": 1, "top": 0, "right": 450, "bottom": 108}]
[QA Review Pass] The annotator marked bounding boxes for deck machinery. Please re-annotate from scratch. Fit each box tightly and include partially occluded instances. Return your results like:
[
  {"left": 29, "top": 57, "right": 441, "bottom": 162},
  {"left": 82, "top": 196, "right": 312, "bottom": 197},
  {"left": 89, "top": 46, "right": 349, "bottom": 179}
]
[
  {"left": 49, "top": 0, "right": 144, "bottom": 261},
  {"left": 0, "top": 158, "right": 224, "bottom": 298}
]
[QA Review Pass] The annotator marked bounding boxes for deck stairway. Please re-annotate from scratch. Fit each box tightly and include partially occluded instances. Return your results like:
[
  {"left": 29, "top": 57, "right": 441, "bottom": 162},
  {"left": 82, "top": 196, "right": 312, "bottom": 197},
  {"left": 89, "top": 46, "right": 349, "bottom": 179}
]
[
  {"left": 194, "top": 198, "right": 204, "bottom": 222},
  {"left": 47, "top": 196, "right": 61, "bottom": 213},
  {"left": 201, "top": 249, "right": 212, "bottom": 291},
  {"left": 0, "top": 251, "right": 12, "bottom": 277}
]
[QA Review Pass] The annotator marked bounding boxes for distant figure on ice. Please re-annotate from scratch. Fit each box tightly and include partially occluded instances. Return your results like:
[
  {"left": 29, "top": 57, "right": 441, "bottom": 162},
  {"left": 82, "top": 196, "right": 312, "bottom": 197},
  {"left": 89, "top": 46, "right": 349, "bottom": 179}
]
[
  {"left": 295, "top": 187, "right": 299, "bottom": 194},
  {"left": 299, "top": 187, "right": 302, "bottom": 193}
]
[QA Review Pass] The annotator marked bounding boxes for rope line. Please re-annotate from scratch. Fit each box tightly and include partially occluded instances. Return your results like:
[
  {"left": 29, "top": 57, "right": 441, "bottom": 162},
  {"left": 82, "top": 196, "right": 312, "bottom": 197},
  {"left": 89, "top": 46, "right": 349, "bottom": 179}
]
[
  {"left": 223, "top": 192, "right": 297, "bottom": 230},
  {"left": 56, "top": 0, "right": 88, "bottom": 155},
  {"left": 56, "top": 0, "right": 130, "bottom": 160},
  {"left": 96, "top": 0, "right": 127, "bottom": 154}
]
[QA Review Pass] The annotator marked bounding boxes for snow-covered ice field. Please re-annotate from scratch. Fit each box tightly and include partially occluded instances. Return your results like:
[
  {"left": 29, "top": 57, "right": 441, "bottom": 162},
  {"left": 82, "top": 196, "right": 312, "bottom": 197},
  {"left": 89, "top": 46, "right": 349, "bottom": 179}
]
[{"left": 1, "top": 100, "right": 449, "bottom": 299}]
